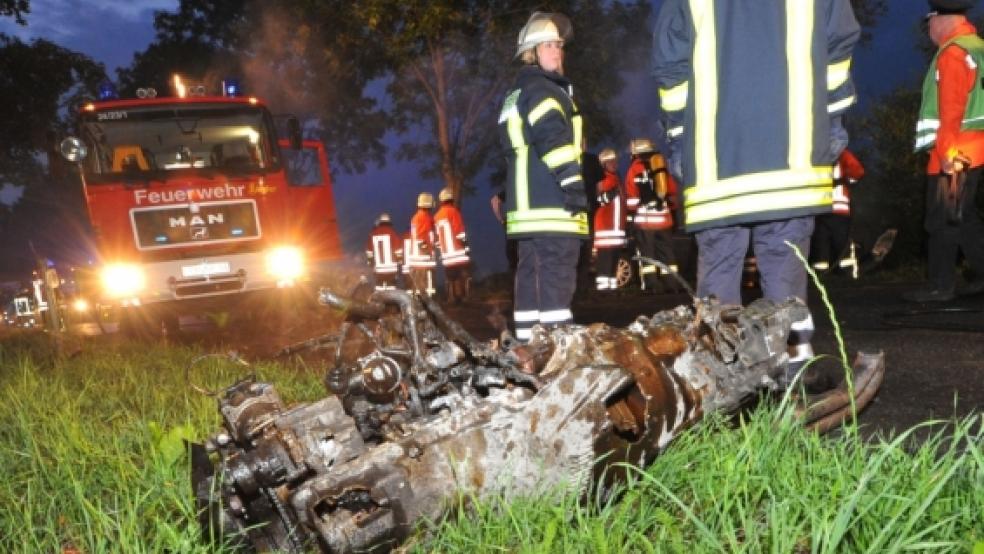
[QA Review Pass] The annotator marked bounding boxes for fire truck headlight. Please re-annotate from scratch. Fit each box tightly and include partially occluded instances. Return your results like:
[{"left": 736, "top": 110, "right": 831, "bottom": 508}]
[
  {"left": 72, "top": 298, "right": 90, "bottom": 313},
  {"left": 101, "top": 264, "right": 146, "bottom": 298},
  {"left": 266, "top": 246, "right": 305, "bottom": 282}
]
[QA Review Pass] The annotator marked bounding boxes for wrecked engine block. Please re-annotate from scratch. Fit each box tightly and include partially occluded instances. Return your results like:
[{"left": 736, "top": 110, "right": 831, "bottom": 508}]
[{"left": 194, "top": 290, "right": 884, "bottom": 553}]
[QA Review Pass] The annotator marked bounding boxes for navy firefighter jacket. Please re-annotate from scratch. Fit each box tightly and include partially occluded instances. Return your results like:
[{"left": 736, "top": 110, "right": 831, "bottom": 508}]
[
  {"left": 652, "top": 0, "right": 860, "bottom": 232},
  {"left": 498, "top": 64, "right": 589, "bottom": 239}
]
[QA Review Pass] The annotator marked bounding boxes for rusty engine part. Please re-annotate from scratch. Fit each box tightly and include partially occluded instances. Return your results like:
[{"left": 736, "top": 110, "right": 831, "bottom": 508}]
[{"left": 193, "top": 289, "right": 885, "bottom": 553}]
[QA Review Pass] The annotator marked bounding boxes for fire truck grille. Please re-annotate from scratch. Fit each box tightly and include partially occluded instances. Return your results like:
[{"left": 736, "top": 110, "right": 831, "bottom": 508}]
[{"left": 131, "top": 200, "right": 260, "bottom": 250}]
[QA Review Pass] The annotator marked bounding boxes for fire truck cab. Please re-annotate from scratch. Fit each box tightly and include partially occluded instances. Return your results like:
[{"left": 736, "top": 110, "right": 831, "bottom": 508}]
[{"left": 60, "top": 79, "right": 343, "bottom": 331}]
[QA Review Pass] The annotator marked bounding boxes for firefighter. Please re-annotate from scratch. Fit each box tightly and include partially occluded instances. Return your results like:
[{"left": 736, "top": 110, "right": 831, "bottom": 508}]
[
  {"left": 407, "top": 192, "right": 437, "bottom": 296},
  {"left": 624, "top": 138, "right": 678, "bottom": 292},
  {"left": 811, "top": 149, "right": 865, "bottom": 277},
  {"left": 905, "top": 0, "right": 984, "bottom": 302},
  {"left": 593, "top": 148, "right": 627, "bottom": 290},
  {"left": 498, "top": 12, "right": 589, "bottom": 342},
  {"left": 365, "top": 213, "right": 403, "bottom": 291},
  {"left": 434, "top": 187, "right": 471, "bottom": 304},
  {"left": 653, "top": 0, "right": 860, "bottom": 384}
]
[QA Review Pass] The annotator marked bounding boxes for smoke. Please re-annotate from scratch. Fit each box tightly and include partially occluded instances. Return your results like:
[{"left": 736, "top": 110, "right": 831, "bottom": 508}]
[{"left": 0, "top": 182, "right": 25, "bottom": 208}]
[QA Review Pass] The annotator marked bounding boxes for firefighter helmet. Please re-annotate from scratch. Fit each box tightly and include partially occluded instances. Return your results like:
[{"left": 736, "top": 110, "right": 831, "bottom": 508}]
[
  {"left": 439, "top": 187, "right": 454, "bottom": 202},
  {"left": 417, "top": 192, "right": 434, "bottom": 209},
  {"left": 598, "top": 148, "right": 617, "bottom": 163},
  {"left": 630, "top": 138, "right": 656, "bottom": 155},
  {"left": 376, "top": 212, "right": 391, "bottom": 225},
  {"left": 515, "top": 12, "right": 573, "bottom": 59}
]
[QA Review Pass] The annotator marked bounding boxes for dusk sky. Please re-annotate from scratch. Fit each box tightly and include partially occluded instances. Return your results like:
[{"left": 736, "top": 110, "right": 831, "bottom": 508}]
[{"left": 0, "top": 1, "right": 949, "bottom": 276}]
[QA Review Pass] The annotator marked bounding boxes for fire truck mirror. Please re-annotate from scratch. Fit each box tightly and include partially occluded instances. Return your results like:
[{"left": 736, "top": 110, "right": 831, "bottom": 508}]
[
  {"left": 287, "top": 116, "right": 303, "bottom": 150},
  {"left": 59, "top": 137, "right": 88, "bottom": 163}
]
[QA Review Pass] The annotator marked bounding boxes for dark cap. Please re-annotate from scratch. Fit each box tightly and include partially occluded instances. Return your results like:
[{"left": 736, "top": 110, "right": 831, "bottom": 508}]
[{"left": 927, "top": 0, "right": 974, "bottom": 17}]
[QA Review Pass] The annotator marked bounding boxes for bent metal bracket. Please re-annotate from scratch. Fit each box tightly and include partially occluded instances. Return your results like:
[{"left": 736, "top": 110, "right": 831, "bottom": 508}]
[{"left": 191, "top": 289, "right": 884, "bottom": 553}]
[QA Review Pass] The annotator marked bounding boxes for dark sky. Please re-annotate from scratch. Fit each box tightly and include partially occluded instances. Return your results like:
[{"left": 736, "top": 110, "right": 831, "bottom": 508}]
[{"left": 0, "top": 1, "right": 953, "bottom": 277}]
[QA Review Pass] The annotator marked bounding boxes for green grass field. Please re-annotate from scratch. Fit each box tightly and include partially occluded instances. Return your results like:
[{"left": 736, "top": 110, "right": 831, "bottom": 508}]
[{"left": 0, "top": 333, "right": 981, "bottom": 553}]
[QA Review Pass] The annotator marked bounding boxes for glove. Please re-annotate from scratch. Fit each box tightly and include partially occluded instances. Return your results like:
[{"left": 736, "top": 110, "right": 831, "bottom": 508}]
[
  {"left": 596, "top": 189, "right": 617, "bottom": 205},
  {"left": 563, "top": 186, "right": 588, "bottom": 215}
]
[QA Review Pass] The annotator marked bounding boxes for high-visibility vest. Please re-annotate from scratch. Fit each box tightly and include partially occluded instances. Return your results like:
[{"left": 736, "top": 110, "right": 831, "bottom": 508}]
[
  {"left": 653, "top": 0, "right": 859, "bottom": 231},
  {"left": 366, "top": 224, "right": 402, "bottom": 274},
  {"left": 915, "top": 34, "right": 984, "bottom": 152},
  {"left": 434, "top": 203, "right": 471, "bottom": 267},
  {"left": 625, "top": 158, "right": 673, "bottom": 231},
  {"left": 831, "top": 149, "right": 864, "bottom": 216}
]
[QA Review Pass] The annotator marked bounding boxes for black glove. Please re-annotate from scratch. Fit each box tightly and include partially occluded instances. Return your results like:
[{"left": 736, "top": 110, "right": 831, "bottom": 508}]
[{"left": 563, "top": 186, "right": 588, "bottom": 215}]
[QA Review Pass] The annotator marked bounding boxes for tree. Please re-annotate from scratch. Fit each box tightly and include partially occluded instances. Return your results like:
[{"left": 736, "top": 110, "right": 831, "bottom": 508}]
[
  {"left": 0, "top": 35, "right": 106, "bottom": 274},
  {"left": 0, "top": 0, "right": 28, "bottom": 24}
]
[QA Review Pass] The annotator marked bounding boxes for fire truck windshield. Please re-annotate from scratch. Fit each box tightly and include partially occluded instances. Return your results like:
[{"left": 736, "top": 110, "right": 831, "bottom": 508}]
[{"left": 79, "top": 104, "right": 280, "bottom": 182}]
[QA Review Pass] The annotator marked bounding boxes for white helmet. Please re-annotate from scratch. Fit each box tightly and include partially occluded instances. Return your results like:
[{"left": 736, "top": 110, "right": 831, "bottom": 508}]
[
  {"left": 515, "top": 12, "right": 573, "bottom": 59},
  {"left": 417, "top": 192, "right": 434, "bottom": 209},
  {"left": 630, "top": 138, "right": 656, "bottom": 156},
  {"left": 375, "top": 212, "right": 391, "bottom": 225},
  {"left": 598, "top": 148, "right": 617, "bottom": 163},
  {"left": 439, "top": 187, "right": 453, "bottom": 202}
]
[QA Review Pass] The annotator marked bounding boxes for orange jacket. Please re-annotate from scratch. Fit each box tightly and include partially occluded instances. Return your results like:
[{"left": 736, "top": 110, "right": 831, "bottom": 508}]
[
  {"left": 832, "top": 149, "right": 864, "bottom": 216},
  {"left": 593, "top": 170, "right": 627, "bottom": 249},
  {"left": 408, "top": 209, "right": 436, "bottom": 268},
  {"left": 433, "top": 202, "right": 470, "bottom": 267},
  {"left": 929, "top": 21, "right": 984, "bottom": 174}
]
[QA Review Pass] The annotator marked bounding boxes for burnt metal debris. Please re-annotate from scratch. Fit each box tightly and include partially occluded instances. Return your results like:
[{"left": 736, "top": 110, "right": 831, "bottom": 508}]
[{"left": 192, "top": 289, "right": 885, "bottom": 553}]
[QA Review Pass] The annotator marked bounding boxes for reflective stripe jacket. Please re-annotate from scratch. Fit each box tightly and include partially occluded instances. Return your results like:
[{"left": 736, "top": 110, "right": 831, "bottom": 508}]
[
  {"left": 434, "top": 202, "right": 471, "bottom": 267},
  {"left": 625, "top": 158, "right": 674, "bottom": 230},
  {"left": 831, "top": 148, "right": 863, "bottom": 216},
  {"left": 915, "top": 23, "right": 984, "bottom": 174},
  {"left": 652, "top": 0, "right": 860, "bottom": 232},
  {"left": 408, "top": 209, "right": 436, "bottom": 269},
  {"left": 593, "top": 170, "right": 627, "bottom": 249},
  {"left": 366, "top": 223, "right": 403, "bottom": 274},
  {"left": 498, "top": 65, "right": 589, "bottom": 239}
]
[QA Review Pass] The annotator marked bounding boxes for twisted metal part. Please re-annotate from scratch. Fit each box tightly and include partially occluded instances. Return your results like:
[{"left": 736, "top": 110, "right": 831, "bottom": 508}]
[{"left": 192, "top": 291, "right": 884, "bottom": 553}]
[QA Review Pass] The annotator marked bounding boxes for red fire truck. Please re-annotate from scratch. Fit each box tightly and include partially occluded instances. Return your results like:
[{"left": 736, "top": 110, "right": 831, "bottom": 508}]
[{"left": 60, "top": 78, "right": 343, "bottom": 333}]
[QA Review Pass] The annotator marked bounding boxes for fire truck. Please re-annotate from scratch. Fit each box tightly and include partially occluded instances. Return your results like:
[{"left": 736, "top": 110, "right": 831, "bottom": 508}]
[{"left": 59, "top": 77, "right": 343, "bottom": 333}]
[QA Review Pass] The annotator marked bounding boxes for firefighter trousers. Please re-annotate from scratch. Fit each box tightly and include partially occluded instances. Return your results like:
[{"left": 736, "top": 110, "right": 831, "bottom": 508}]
[
  {"left": 695, "top": 217, "right": 816, "bottom": 372},
  {"left": 924, "top": 169, "right": 984, "bottom": 292},
  {"left": 811, "top": 214, "right": 851, "bottom": 272},
  {"left": 635, "top": 228, "right": 677, "bottom": 289},
  {"left": 513, "top": 237, "right": 581, "bottom": 342}
]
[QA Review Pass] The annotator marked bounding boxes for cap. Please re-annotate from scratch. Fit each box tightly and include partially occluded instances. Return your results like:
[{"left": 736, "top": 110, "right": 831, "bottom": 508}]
[
  {"left": 439, "top": 187, "right": 453, "bottom": 202},
  {"left": 417, "top": 192, "right": 434, "bottom": 209},
  {"left": 927, "top": 0, "right": 974, "bottom": 17}
]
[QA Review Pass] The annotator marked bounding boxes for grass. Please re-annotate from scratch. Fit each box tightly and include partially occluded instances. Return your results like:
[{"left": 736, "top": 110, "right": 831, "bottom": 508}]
[{"left": 0, "top": 333, "right": 981, "bottom": 553}]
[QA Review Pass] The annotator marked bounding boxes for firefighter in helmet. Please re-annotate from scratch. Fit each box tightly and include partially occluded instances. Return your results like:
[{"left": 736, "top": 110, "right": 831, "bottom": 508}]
[
  {"left": 498, "top": 11, "right": 588, "bottom": 342},
  {"left": 625, "top": 138, "right": 679, "bottom": 292},
  {"left": 433, "top": 187, "right": 472, "bottom": 304},
  {"left": 592, "top": 148, "right": 627, "bottom": 290},
  {"left": 366, "top": 212, "right": 403, "bottom": 291},
  {"left": 406, "top": 192, "right": 437, "bottom": 296}
]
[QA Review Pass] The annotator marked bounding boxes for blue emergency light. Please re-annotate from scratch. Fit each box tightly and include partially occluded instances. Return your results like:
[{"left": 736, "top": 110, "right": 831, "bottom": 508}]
[
  {"left": 98, "top": 81, "right": 118, "bottom": 101},
  {"left": 222, "top": 78, "right": 242, "bottom": 97}
]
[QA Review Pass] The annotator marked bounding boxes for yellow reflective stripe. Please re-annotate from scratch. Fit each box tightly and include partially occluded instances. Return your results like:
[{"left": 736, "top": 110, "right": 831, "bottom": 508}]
[
  {"left": 685, "top": 166, "right": 832, "bottom": 205},
  {"left": 507, "top": 219, "right": 590, "bottom": 234},
  {"left": 543, "top": 144, "right": 578, "bottom": 168},
  {"left": 690, "top": 0, "right": 718, "bottom": 187},
  {"left": 787, "top": 1, "right": 814, "bottom": 171},
  {"left": 827, "top": 57, "right": 851, "bottom": 90},
  {"left": 687, "top": 186, "right": 832, "bottom": 225},
  {"left": 506, "top": 110, "right": 530, "bottom": 212},
  {"left": 572, "top": 110, "right": 583, "bottom": 152},
  {"left": 659, "top": 82, "right": 689, "bottom": 112},
  {"left": 528, "top": 98, "right": 565, "bottom": 126},
  {"left": 508, "top": 207, "right": 585, "bottom": 221}
]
